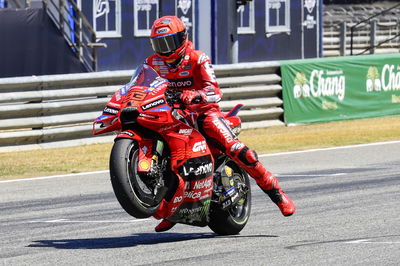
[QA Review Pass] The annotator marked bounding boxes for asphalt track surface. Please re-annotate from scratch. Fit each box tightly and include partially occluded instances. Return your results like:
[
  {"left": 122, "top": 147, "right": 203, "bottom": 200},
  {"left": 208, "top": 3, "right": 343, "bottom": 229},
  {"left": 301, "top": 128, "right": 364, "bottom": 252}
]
[{"left": 1, "top": 142, "right": 400, "bottom": 265}]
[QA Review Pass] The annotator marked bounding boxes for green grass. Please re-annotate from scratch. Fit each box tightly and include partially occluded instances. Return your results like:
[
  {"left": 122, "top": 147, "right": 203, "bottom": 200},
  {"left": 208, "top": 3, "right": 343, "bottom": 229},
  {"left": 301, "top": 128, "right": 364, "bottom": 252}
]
[{"left": 1, "top": 116, "right": 400, "bottom": 180}]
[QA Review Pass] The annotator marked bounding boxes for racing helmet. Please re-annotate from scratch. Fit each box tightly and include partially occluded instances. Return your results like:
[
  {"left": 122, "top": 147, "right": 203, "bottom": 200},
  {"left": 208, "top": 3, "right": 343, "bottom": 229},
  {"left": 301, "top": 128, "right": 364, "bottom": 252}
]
[{"left": 150, "top": 16, "right": 188, "bottom": 64}]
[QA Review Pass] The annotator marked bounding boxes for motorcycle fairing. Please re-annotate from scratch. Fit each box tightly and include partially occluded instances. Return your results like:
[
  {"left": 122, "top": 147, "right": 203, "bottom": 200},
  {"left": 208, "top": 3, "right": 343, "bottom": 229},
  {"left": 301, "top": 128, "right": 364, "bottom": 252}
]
[
  {"left": 165, "top": 154, "right": 214, "bottom": 226},
  {"left": 153, "top": 127, "right": 214, "bottom": 225}
]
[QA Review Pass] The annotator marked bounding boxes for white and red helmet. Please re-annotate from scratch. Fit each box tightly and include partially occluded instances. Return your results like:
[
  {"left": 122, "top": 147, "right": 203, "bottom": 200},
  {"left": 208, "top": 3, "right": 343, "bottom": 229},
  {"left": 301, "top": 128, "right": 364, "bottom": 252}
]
[{"left": 150, "top": 16, "right": 188, "bottom": 63}]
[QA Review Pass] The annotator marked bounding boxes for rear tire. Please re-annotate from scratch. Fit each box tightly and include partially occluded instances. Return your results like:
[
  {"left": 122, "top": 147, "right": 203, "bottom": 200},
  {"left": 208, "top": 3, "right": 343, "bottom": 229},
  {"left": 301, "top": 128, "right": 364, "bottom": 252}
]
[
  {"left": 208, "top": 160, "right": 251, "bottom": 235},
  {"left": 110, "top": 138, "right": 164, "bottom": 218}
]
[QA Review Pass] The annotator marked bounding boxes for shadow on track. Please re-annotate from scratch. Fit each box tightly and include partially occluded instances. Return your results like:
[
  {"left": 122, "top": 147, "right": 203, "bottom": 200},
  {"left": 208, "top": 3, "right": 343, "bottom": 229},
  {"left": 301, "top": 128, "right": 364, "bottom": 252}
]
[{"left": 28, "top": 233, "right": 278, "bottom": 249}]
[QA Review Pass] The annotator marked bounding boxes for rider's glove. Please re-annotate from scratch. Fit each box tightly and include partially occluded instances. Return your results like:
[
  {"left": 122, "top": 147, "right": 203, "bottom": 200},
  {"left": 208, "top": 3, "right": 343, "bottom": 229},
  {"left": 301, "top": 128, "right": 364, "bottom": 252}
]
[{"left": 180, "top": 90, "right": 206, "bottom": 105}]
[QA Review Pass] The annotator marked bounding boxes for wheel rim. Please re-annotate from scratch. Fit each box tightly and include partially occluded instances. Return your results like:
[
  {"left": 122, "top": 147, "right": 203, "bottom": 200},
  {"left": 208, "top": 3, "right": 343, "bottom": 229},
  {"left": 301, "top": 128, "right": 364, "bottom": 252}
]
[
  {"left": 226, "top": 163, "right": 251, "bottom": 224},
  {"left": 126, "top": 143, "right": 161, "bottom": 207}
]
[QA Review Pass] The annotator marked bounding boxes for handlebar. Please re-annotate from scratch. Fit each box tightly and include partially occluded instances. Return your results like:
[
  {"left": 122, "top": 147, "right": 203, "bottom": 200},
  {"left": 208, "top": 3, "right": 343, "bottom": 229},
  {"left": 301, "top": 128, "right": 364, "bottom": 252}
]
[
  {"left": 165, "top": 89, "right": 182, "bottom": 106},
  {"left": 165, "top": 89, "right": 203, "bottom": 106}
]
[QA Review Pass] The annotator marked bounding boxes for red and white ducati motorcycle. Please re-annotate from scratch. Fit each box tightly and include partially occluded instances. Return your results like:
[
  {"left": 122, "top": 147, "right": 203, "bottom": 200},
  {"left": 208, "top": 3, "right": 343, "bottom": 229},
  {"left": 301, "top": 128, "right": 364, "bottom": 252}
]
[{"left": 93, "top": 64, "right": 251, "bottom": 235}]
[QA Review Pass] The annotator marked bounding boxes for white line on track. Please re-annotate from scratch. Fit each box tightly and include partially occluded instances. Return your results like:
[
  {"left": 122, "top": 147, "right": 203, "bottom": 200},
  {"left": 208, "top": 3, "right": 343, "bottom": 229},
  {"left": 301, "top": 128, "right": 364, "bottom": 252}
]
[
  {"left": 28, "top": 218, "right": 151, "bottom": 223},
  {"left": 259, "top": 140, "right": 400, "bottom": 158},
  {"left": 0, "top": 170, "right": 109, "bottom": 183},
  {"left": 2, "top": 140, "right": 399, "bottom": 184},
  {"left": 277, "top": 173, "right": 347, "bottom": 177},
  {"left": 345, "top": 239, "right": 400, "bottom": 244}
]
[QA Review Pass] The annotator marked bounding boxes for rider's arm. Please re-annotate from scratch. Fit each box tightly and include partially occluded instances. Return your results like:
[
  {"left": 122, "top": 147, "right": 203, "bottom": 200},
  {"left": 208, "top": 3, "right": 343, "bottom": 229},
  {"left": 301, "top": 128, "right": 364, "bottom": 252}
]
[{"left": 196, "top": 53, "right": 222, "bottom": 103}]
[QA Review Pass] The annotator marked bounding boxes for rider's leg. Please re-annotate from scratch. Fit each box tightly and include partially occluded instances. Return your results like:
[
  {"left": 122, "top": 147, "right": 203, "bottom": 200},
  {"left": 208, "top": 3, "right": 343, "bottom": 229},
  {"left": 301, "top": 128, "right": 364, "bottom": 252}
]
[{"left": 198, "top": 112, "right": 295, "bottom": 216}]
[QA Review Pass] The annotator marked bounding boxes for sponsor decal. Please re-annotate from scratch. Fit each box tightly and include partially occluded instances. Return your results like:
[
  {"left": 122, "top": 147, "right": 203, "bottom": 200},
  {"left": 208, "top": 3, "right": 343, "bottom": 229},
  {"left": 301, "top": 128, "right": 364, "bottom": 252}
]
[
  {"left": 304, "top": 0, "right": 316, "bottom": 13},
  {"left": 175, "top": 199, "right": 211, "bottom": 222},
  {"left": 366, "top": 64, "right": 400, "bottom": 93},
  {"left": 167, "top": 77, "right": 194, "bottom": 89},
  {"left": 149, "top": 86, "right": 164, "bottom": 95},
  {"left": 184, "top": 191, "right": 201, "bottom": 200},
  {"left": 139, "top": 160, "right": 150, "bottom": 171},
  {"left": 184, "top": 63, "right": 192, "bottom": 70},
  {"left": 178, "top": 0, "right": 192, "bottom": 15},
  {"left": 149, "top": 78, "right": 167, "bottom": 89},
  {"left": 322, "top": 101, "right": 338, "bottom": 110},
  {"left": 192, "top": 140, "right": 207, "bottom": 152},
  {"left": 193, "top": 179, "right": 213, "bottom": 190},
  {"left": 103, "top": 106, "right": 119, "bottom": 115},
  {"left": 152, "top": 60, "right": 164, "bottom": 66},
  {"left": 179, "top": 128, "right": 193, "bottom": 135},
  {"left": 139, "top": 113, "right": 158, "bottom": 119},
  {"left": 119, "top": 85, "right": 129, "bottom": 96},
  {"left": 141, "top": 98, "right": 166, "bottom": 111},
  {"left": 225, "top": 166, "right": 233, "bottom": 177},
  {"left": 182, "top": 162, "right": 213, "bottom": 177},
  {"left": 107, "top": 102, "right": 121, "bottom": 108},
  {"left": 198, "top": 53, "right": 209, "bottom": 64},
  {"left": 212, "top": 118, "right": 234, "bottom": 143},
  {"left": 161, "top": 18, "right": 171, "bottom": 24},
  {"left": 392, "top": 94, "right": 400, "bottom": 103},
  {"left": 230, "top": 142, "right": 244, "bottom": 152},
  {"left": 293, "top": 70, "right": 346, "bottom": 101},
  {"left": 120, "top": 131, "right": 134, "bottom": 137},
  {"left": 156, "top": 27, "right": 170, "bottom": 34},
  {"left": 203, "top": 62, "right": 217, "bottom": 82},
  {"left": 115, "top": 91, "right": 121, "bottom": 101},
  {"left": 179, "top": 206, "right": 202, "bottom": 215},
  {"left": 178, "top": 155, "right": 213, "bottom": 181},
  {"left": 303, "top": 15, "right": 316, "bottom": 29},
  {"left": 182, "top": 179, "right": 213, "bottom": 202},
  {"left": 179, "top": 71, "right": 190, "bottom": 76},
  {"left": 173, "top": 196, "right": 183, "bottom": 203}
]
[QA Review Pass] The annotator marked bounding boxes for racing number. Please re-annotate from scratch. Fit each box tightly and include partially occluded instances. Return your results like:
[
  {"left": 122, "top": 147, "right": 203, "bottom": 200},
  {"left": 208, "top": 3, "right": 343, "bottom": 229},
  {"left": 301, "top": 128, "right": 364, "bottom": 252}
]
[{"left": 122, "top": 89, "right": 147, "bottom": 105}]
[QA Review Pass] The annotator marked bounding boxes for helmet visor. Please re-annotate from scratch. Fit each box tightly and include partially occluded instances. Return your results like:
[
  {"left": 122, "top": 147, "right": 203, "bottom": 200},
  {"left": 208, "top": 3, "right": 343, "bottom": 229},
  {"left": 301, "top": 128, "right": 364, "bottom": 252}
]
[{"left": 150, "top": 31, "right": 186, "bottom": 55}]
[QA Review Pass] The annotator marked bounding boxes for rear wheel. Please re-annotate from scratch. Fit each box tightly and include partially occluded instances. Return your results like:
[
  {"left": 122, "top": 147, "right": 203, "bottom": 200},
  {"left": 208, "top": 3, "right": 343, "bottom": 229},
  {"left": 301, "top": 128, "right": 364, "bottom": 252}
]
[
  {"left": 110, "top": 138, "right": 167, "bottom": 218},
  {"left": 208, "top": 159, "right": 251, "bottom": 235}
]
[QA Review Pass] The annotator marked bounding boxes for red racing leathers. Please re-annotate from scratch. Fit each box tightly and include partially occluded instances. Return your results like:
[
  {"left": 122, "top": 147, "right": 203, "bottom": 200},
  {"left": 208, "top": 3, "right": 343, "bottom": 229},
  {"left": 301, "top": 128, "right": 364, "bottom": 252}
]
[{"left": 146, "top": 41, "right": 296, "bottom": 217}]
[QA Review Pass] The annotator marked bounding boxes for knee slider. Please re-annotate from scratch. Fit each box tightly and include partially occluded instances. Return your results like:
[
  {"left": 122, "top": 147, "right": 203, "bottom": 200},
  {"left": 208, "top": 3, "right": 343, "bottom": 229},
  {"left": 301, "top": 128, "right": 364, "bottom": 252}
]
[{"left": 237, "top": 146, "right": 259, "bottom": 166}]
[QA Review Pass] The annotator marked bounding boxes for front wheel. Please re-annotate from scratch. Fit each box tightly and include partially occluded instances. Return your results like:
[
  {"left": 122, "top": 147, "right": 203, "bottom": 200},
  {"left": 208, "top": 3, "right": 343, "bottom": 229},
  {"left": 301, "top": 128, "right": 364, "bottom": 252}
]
[
  {"left": 208, "top": 159, "right": 251, "bottom": 235},
  {"left": 109, "top": 138, "right": 165, "bottom": 218}
]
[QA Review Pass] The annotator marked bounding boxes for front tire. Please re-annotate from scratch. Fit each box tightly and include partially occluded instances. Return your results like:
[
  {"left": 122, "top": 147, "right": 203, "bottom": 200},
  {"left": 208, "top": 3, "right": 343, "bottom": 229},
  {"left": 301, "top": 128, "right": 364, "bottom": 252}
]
[
  {"left": 208, "top": 159, "right": 251, "bottom": 235},
  {"left": 110, "top": 138, "right": 163, "bottom": 218}
]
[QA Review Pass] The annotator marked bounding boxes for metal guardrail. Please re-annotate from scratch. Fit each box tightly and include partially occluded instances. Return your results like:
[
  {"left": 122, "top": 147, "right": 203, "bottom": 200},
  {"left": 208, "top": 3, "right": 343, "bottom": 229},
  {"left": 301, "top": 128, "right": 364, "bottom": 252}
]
[
  {"left": 323, "top": 3, "right": 400, "bottom": 57},
  {"left": 350, "top": 3, "right": 400, "bottom": 55},
  {"left": 0, "top": 62, "right": 283, "bottom": 152}
]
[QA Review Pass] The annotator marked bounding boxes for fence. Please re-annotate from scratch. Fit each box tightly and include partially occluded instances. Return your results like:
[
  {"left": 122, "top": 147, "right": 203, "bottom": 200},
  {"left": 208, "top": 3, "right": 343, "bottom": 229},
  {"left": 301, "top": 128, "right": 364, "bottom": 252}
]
[
  {"left": 323, "top": 3, "right": 400, "bottom": 56},
  {"left": 0, "top": 62, "right": 283, "bottom": 152}
]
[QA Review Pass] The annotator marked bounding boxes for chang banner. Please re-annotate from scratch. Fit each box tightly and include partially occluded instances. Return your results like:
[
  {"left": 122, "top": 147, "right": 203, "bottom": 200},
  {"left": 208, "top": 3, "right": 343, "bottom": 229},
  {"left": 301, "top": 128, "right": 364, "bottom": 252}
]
[{"left": 281, "top": 54, "right": 400, "bottom": 125}]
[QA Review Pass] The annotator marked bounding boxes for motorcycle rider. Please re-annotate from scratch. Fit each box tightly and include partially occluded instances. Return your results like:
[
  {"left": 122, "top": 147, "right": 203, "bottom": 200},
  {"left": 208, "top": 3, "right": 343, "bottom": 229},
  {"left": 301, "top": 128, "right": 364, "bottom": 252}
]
[{"left": 145, "top": 16, "right": 295, "bottom": 232}]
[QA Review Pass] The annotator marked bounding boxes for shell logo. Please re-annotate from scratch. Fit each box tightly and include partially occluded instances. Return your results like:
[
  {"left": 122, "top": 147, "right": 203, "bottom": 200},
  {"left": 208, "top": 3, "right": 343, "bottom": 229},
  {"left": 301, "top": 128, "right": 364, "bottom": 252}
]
[{"left": 139, "top": 160, "right": 150, "bottom": 171}]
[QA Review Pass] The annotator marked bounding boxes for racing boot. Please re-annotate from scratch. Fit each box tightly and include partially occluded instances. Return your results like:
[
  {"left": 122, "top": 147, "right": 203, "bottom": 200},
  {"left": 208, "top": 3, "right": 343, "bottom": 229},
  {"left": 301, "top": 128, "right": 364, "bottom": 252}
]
[
  {"left": 250, "top": 162, "right": 296, "bottom": 216},
  {"left": 155, "top": 219, "right": 176, "bottom": 232}
]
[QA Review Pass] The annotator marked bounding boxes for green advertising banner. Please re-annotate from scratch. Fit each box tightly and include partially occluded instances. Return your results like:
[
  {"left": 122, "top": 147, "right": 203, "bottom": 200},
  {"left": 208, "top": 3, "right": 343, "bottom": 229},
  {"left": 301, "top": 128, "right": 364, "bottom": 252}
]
[{"left": 281, "top": 54, "right": 400, "bottom": 125}]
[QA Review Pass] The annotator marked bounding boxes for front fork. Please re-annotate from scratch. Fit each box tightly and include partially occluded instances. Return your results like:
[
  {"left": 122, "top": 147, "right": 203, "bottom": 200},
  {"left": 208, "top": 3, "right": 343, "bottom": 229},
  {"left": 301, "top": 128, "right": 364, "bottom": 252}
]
[{"left": 117, "top": 131, "right": 168, "bottom": 201}]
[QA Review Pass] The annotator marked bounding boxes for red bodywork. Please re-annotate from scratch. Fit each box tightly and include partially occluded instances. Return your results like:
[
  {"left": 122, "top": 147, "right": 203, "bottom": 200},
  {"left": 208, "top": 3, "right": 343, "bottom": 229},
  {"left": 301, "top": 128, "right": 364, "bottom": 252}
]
[{"left": 93, "top": 64, "right": 242, "bottom": 224}]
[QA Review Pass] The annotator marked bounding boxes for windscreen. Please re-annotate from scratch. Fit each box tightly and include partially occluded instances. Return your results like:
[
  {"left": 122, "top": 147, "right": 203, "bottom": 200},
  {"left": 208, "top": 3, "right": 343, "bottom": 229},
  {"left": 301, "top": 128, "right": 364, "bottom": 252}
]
[{"left": 128, "top": 64, "right": 161, "bottom": 88}]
